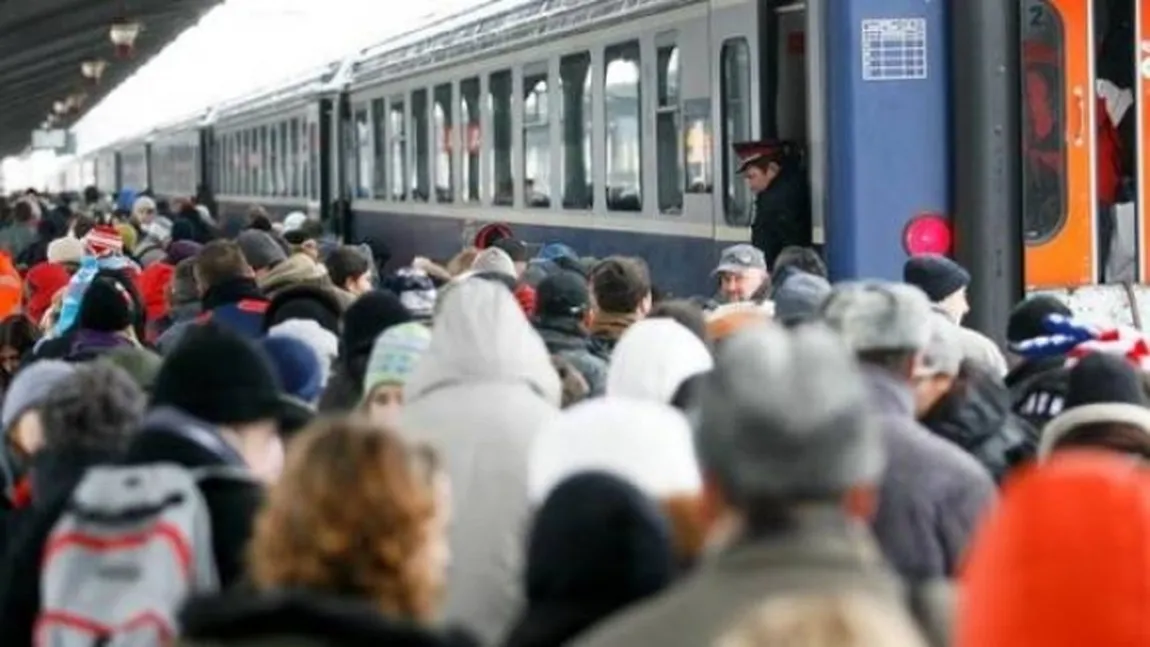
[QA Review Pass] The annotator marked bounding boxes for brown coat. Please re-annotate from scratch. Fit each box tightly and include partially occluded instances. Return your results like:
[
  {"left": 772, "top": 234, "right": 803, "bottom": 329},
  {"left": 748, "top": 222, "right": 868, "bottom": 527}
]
[{"left": 571, "top": 512, "right": 951, "bottom": 647}]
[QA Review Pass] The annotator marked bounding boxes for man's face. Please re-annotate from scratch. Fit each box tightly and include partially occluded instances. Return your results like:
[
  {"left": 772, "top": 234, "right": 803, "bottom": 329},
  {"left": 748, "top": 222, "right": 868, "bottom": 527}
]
[
  {"left": 719, "top": 269, "right": 767, "bottom": 302},
  {"left": 743, "top": 162, "right": 778, "bottom": 193}
]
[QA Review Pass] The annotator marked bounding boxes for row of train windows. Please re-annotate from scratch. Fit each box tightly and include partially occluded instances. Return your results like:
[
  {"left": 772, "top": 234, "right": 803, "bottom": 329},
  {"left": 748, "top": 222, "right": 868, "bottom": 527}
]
[
  {"left": 350, "top": 37, "right": 755, "bottom": 223},
  {"left": 151, "top": 144, "right": 200, "bottom": 195},
  {"left": 214, "top": 119, "right": 320, "bottom": 200}
]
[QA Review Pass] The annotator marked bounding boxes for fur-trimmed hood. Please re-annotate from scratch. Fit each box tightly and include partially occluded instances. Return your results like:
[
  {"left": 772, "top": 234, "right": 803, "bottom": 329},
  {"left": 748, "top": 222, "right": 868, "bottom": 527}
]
[{"left": 180, "top": 588, "right": 477, "bottom": 647}]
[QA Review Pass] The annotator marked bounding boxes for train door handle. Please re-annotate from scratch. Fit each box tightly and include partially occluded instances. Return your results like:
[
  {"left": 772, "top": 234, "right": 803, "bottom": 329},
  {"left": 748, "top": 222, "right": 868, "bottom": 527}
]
[{"left": 1072, "top": 85, "right": 1086, "bottom": 147}]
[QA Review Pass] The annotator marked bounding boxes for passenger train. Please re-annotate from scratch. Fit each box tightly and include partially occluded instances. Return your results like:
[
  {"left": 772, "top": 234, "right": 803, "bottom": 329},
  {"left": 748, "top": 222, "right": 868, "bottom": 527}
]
[{"left": 59, "top": 0, "right": 1134, "bottom": 334}]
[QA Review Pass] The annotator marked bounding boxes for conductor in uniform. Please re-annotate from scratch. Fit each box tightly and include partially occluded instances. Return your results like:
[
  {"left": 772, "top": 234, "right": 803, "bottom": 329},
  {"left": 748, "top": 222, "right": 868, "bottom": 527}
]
[{"left": 734, "top": 140, "right": 813, "bottom": 270}]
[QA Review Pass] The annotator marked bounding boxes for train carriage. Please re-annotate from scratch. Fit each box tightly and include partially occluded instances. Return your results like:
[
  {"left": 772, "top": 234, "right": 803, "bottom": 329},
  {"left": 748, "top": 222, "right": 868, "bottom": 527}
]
[{"left": 149, "top": 110, "right": 213, "bottom": 207}]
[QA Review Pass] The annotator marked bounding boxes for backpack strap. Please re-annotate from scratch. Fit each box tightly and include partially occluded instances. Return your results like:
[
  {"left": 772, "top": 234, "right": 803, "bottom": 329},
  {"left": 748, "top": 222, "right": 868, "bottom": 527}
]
[{"left": 906, "top": 579, "right": 954, "bottom": 647}]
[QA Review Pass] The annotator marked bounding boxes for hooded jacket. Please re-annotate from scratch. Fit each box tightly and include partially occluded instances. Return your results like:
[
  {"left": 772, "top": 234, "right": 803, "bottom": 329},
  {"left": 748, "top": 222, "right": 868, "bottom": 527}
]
[
  {"left": 400, "top": 280, "right": 561, "bottom": 645},
  {"left": 606, "top": 319, "right": 713, "bottom": 406}
]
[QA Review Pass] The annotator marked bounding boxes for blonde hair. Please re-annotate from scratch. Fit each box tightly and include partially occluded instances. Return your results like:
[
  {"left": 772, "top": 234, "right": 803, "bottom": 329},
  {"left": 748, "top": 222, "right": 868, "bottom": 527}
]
[
  {"left": 247, "top": 418, "right": 443, "bottom": 621},
  {"left": 715, "top": 593, "right": 928, "bottom": 647}
]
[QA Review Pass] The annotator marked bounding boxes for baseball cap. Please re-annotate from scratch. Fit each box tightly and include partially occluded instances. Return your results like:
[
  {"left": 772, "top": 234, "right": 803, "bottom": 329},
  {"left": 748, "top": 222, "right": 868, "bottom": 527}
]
[
  {"left": 713, "top": 244, "right": 767, "bottom": 276},
  {"left": 536, "top": 270, "right": 590, "bottom": 319}
]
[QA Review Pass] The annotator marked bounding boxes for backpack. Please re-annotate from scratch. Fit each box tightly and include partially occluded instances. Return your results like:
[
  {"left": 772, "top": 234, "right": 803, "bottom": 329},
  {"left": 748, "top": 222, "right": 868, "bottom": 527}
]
[{"left": 36, "top": 463, "right": 251, "bottom": 647}]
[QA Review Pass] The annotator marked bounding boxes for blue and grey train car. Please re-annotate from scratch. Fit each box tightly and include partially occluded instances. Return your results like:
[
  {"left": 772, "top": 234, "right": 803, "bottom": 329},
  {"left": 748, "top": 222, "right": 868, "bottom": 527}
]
[
  {"left": 343, "top": 0, "right": 737, "bottom": 296},
  {"left": 209, "top": 61, "right": 348, "bottom": 231},
  {"left": 149, "top": 110, "right": 214, "bottom": 208}
]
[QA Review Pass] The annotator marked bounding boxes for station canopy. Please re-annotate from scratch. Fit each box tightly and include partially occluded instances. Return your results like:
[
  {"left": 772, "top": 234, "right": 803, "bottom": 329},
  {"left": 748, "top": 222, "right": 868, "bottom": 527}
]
[{"left": 0, "top": 0, "right": 222, "bottom": 157}]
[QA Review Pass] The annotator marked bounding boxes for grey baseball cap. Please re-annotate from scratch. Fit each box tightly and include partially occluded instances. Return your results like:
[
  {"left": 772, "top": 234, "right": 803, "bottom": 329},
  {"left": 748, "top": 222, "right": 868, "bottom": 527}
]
[
  {"left": 694, "top": 322, "right": 882, "bottom": 501},
  {"left": 713, "top": 244, "right": 767, "bottom": 276},
  {"left": 820, "top": 281, "right": 934, "bottom": 353}
]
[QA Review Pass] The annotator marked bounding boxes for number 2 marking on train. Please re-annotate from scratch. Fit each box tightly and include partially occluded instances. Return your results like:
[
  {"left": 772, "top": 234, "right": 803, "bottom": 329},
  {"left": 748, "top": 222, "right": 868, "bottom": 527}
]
[{"left": 1029, "top": 5, "right": 1044, "bottom": 28}]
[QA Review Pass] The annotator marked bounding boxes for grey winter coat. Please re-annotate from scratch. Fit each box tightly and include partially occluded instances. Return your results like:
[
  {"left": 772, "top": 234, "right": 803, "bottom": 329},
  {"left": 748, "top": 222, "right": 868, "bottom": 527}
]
[{"left": 865, "top": 367, "right": 997, "bottom": 581}]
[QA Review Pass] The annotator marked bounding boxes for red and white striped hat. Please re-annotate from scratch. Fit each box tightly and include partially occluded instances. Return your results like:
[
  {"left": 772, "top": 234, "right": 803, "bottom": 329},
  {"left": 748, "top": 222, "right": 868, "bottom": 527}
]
[{"left": 83, "top": 224, "right": 123, "bottom": 257}]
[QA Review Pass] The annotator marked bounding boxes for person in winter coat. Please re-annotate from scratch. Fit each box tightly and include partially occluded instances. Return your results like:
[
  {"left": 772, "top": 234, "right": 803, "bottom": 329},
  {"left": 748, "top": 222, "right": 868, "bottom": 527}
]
[
  {"left": 915, "top": 314, "right": 1031, "bottom": 481},
  {"left": 63, "top": 277, "right": 143, "bottom": 361},
  {"left": 0, "top": 363, "right": 145, "bottom": 646},
  {"left": 180, "top": 418, "right": 473, "bottom": 647},
  {"left": 606, "top": 319, "right": 713, "bottom": 407},
  {"left": 503, "top": 473, "right": 675, "bottom": 647},
  {"left": 903, "top": 255, "right": 1008, "bottom": 377},
  {"left": 821, "top": 282, "right": 997, "bottom": 581},
  {"left": 533, "top": 270, "right": 609, "bottom": 395},
  {"left": 157, "top": 240, "right": 268, "bottom": 353},
  {"left": 1035, "top": 352, "right": 1150, "bottom": 462},
  {"left": 716, "top": 593, "right": 929, "bottom": 647},
  {"left": 23, "top": 262, "right": 71, "bottom": 327},
  {"left": 573, "top": 324, "right": 940, "bottom": 647},
  {"left": 125, "top": 324, "right": 290, "bottom": 588},
  {"left": 318, "top": 290, "right": 412, "bottom": 413},
  {"left": 401, "top": 278, "right": 561, "bottom": 645},
  {"left": 958, "top": 453, "right": 1150, "bottom": 647},
  {"left": 148, "top": 258, "right": 200, "bottom": 345},
  {"left": 1003, "top": 295, "right": 1074, "bottom": 438},
  {"left": 362, "top": 322, "right": 432, "bottom": 428},
  {"left": 587, "top": 257, "right": 652, "bottom": 360}
]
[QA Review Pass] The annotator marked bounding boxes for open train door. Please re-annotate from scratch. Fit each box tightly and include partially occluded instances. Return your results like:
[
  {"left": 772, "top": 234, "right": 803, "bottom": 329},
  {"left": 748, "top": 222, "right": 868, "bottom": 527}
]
[
  {"left": 1138, "top": 0, "right": 1150, "bottom": 282},
  {"left": 1021, "top": 0, "right": 1099, "bottom": 288}
]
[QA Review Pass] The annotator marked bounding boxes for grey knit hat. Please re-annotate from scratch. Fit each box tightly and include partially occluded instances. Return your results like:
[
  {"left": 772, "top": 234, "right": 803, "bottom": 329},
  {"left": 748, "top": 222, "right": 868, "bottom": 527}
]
[
  {"left": 820, "top": 281, "right": 934, "bottom": 353},
  {"left": 39, "top": 362, "right": 146, "bottom": 452},
  {"left": 236, "top": 230, "right": 288, "bottom": 271},
  {"left": 694, "top": 322, "right": 882, "bottom": 501},
  {"left": 2, "top": 360, "right": 77, "bottom": 432}
]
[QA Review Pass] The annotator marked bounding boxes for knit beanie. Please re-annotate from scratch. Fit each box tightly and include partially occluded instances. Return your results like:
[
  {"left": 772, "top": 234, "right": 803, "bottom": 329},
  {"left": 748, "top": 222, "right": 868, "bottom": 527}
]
[
  {"left": 116, "top": 223, "right": 138, "bottom": 255},
  {"left": 261, "top": 335, "right": 324, "bottom": 405},
  {"left": 46, "top": 236, "right": 84, "bottom": 265},
  {"left": 1039, "top": 352, "right": 1150, "bottom": 459},
  {"left": 267, "top": 318, "right": 338, "bottom": 386},
  {"left": 342, "top": 290, "right": 412, "bottom": 359},
  {"left": 902, "top": 255, "right": 971, "bottom": 303},
  {"left": 167, "top": 240, "right": 203, "bottom": 265},
  {"left": 83, "top": 224, "right": 124, "bottom": 257},
  {"left": 1007, "top": 295, "right": 1073, "bottom": 350},
  {"left": 263, "top": 285, "right": 343, "bottom": 336},
  {"left": 237, "top": 230, "right": 288, "bottom": 271},
  {"left": 151, "top": 323, "right": 286, "bottom": 427},
  {"left": 471, "top": 247, "right": 517, "bottom": 280},
  {"left": 362, "top": 322, "right": 432, "bottom": 398},
  {"left": 77, "top": 277, "right": 135, "bottom": 332},
  {"left": 2, "top": 360, "right": 77, "bottom": 432}
]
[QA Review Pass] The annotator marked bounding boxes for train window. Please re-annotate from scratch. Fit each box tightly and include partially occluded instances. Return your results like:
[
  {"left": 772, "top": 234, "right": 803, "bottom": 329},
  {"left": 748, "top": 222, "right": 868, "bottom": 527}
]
[
  {"left": 412, "top": 89, "right": 431, "bottom": 202},
  {"left": 489, "top": 70, "right": 515, "bottom": 206},
  {"left": 259, "top": 126, "right": 269, "bottom": 196},
  {"left": 240, "top": 130, "right": 250, "bottom": 195},
  {"left": 683, "top": 99, "right": 713, "bottom": 194},
  {"left": 355, "top": 107, "right": 372, "bottom": 199},
  {"left": 434, "top": 84, "right": 454, "bottom": 203},
  {"left": 721, "top": 38, "right": 753, "bottom": 225},
  {"left": 1021, "top": 0, "right": 1067, "bottom": 242},
  {"left": 390, "top": 99, "right": 408, "bottom": 201},
  {"left": 279, "top": 122, "right": 289, "bottom": 197},
  {"left": 461, "top": 78, "right": 481, "bottom": 203},
  {"left": 605, "top": 41, "right": 642, "bottom": 212},
  {"left": 560, "top": 51, "right": 593, "bottom": 210},
  {"left": 371, "top": 99, "right": 387, "bottom": 199},
  {"left": 289, "top": 118, "right": 300, "bottom": 198},
  {"left": 270, "top": 125, "right": 280, "bottom": 197},
  {"left": 308, "top": 121, "right": 319, "bottom": 201},
  {"left": 300, "top": 124, "right": 309, "bottom": 200},
  {"left": 523, "top": 65, "right": 551, "bottom": 209},
  {"left": 656, "top": 38, "right": 683, "bottom": 214}
]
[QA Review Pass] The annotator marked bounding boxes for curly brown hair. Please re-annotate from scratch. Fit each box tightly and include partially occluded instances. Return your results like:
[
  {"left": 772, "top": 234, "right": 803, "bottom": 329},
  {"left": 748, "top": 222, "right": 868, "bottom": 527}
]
[{"left": 248, "top": 417, "right": 441, "bottom": 621}]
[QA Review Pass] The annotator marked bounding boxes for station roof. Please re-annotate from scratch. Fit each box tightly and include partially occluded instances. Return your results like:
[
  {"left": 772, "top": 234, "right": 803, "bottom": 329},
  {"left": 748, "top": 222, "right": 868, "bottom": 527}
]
[{"left": 0, "top": 0, "right": 223, "bottom": 158}]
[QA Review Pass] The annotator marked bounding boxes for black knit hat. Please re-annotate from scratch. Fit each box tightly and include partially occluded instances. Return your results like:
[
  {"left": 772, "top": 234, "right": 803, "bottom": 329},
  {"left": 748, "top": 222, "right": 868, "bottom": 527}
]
[
  {"left": 536, "top": 270, "right": 589, "bottom": 319},
  {"left": 1039, "top": 352, "right": 1150, "bottom": 458},
  {"left": 262, "top": 285, "right": 343, "bottom": 335},
  {"left": 1007, "top": 295, "right": 1073, "bottom": 348},
  {"left": 341, "top": 290, "right": 411, "bottom": 359},
  {"left": 78, "top": 277, "right": 135, "bottom": 333},
  {"left": 902, "top": 255, "right": 971, "bottom": 302},
  {"left": 151, "top": 322, "right": 287, "bottom": 427}
]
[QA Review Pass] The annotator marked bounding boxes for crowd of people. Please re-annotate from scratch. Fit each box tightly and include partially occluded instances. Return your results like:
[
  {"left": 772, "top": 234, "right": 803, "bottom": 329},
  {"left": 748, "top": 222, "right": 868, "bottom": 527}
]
[{"left": 0, "top": 187, "right": 1140, "bottom": 646}]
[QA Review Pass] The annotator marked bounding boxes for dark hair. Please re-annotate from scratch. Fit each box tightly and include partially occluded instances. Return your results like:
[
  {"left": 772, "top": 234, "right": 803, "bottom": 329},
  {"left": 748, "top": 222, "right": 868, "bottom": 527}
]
[
  {"left": 648, "top": 300, "right": 707, "bottom": 343},
  {"left": 93, "top": 269, "right": 147, "bottom": 340},
  {"left": 248, "top": 215, "right": 274, "bottom": 232},
  {"left": 326, "top": 246, "right": 371, "bottom": 288},
  {"left": 772, "top": 246, "right": 827, "bottom": 278},
  {"left": 195, "top": 241, "right": 252, "bottom": 291},
  {"left": 71, "top": 214, "right": 96, "bottom": 239},
  {"left": 1055, "top": 422, "right": 1150, "bottom": 460},
  {"left": 590, "top": 257, "right": 650, "bottom": 315},
  {"left": 0, "top": 315, "right": 40, "bottom": 355},
  {"left": 13, "top": 200, "right": 37, "bottom": 225}
]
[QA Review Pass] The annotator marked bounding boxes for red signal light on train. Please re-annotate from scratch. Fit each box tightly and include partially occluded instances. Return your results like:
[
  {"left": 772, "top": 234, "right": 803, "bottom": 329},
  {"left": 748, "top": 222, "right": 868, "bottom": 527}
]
[{"left": 903, "top": 213, "right": 952, "bottom": 256}]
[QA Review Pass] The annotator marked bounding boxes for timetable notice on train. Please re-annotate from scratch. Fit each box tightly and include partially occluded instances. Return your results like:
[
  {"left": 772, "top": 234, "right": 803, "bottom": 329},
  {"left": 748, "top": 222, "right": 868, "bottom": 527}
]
[{"left": 861, "top": 18, "right": 927, "bottom": 82}]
